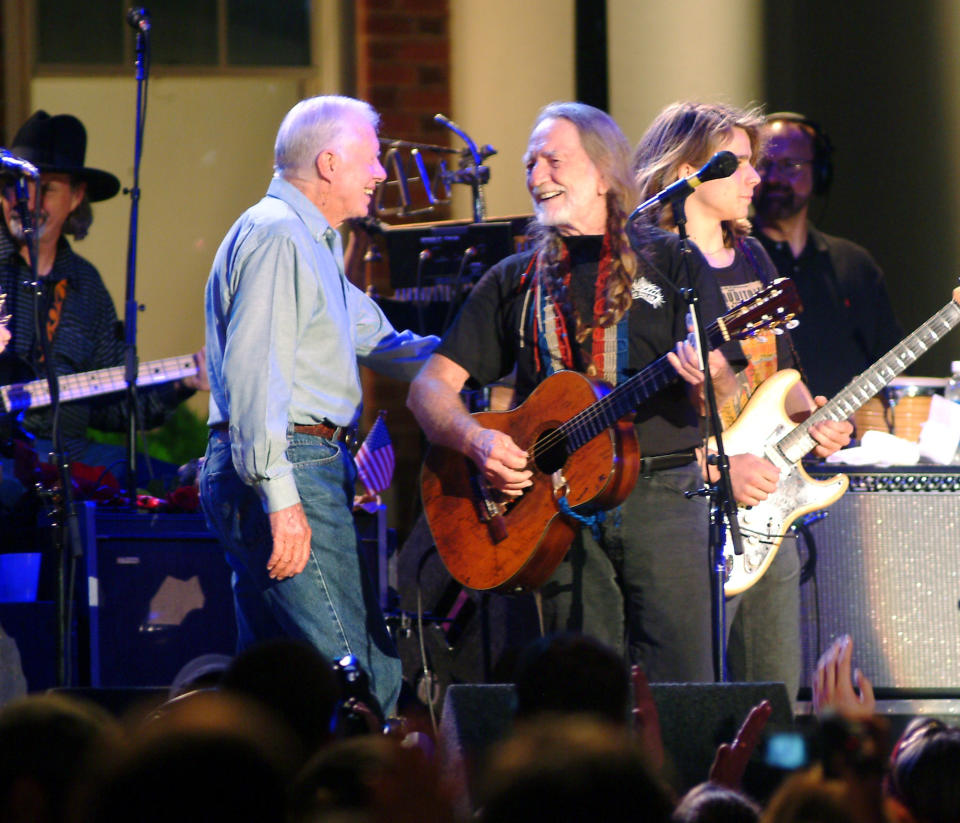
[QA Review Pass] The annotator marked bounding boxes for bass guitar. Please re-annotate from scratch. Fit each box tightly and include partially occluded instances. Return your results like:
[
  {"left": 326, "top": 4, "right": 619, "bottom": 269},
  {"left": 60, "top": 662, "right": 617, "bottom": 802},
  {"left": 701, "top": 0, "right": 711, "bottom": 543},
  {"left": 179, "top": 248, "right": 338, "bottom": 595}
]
[
  {"left": 1, "top": 354, "right": 197, "bottom": 414},
  {"left": 720, "top": 286, "right": 960, "bottom": 596},
  {"left": 421, "top": 278, "right": 801, "bottom": 592}
]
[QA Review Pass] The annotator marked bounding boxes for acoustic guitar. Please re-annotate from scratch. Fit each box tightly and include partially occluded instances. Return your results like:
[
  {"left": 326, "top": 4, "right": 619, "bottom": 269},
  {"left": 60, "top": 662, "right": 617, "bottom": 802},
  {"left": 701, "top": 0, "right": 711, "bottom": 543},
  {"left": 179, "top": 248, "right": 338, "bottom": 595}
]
[{"left": 421, "top": 278, "right": 802, "bottom": 592}]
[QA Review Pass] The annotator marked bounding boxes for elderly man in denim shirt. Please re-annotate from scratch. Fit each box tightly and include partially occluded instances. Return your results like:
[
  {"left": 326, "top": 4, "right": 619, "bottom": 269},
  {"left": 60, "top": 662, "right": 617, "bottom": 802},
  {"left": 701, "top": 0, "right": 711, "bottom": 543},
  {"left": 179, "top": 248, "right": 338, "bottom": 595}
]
[{"left": 200, "top": 96, "right": 437, "bottom": 715}]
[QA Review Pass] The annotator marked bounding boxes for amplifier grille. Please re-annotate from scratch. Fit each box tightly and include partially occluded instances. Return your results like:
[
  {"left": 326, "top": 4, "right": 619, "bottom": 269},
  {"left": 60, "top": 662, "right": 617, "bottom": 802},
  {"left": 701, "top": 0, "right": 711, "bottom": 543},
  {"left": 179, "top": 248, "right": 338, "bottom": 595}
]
[{"left": 800, "top": 470, "right": 960, "bottom": 690}]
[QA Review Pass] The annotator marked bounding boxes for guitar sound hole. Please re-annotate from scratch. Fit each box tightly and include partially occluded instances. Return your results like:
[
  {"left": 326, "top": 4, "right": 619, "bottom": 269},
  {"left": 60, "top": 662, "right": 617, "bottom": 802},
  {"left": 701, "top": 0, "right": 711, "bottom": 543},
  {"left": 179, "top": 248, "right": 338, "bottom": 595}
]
[{"left": 532, "top": 428, "right": 568, "bottom": 475}]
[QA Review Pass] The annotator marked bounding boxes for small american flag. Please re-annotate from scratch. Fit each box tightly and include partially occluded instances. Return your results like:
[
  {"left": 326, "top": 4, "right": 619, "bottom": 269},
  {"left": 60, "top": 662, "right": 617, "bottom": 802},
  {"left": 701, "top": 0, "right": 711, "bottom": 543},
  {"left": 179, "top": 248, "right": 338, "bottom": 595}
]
[{"left": 355, "top": 410, "right": 395, "bottom": 495}]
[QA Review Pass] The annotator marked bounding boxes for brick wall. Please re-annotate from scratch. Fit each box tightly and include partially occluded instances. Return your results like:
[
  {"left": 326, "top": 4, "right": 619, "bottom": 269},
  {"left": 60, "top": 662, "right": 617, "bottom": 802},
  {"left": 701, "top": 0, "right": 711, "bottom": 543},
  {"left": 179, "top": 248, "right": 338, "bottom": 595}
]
[
  {"left": 354, "top": 1, "right": 454, "bottom": 539},
  {"left": 356, "top": 0, "right": 451, "bottom": 149}
]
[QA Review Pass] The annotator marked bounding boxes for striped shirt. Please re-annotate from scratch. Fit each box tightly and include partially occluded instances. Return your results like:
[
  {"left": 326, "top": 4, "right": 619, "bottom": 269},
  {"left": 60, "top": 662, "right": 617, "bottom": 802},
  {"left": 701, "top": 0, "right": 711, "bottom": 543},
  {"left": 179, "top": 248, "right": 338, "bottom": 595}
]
[{"left": 0, "top": 227, "right": 188, "bottom": 459}]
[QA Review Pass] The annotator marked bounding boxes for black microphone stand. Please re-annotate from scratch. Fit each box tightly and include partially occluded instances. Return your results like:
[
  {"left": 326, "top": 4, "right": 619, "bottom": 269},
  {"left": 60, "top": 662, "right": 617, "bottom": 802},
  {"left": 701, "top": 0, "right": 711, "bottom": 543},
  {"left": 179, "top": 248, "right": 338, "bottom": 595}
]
[
  {"left": 671, "top": 196, "right": 744, "bottom": 683},
  {"left": 16, "top": 176, "right": 83, "bottom": 687},
  {"left": 121, "top": 12, "right": 151, "bottom": 503}
]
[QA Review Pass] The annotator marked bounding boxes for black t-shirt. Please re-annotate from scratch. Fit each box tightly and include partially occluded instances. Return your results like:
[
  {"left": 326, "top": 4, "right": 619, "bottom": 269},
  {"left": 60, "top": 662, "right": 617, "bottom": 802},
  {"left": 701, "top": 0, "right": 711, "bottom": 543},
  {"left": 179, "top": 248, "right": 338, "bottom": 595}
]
[
  {"left": 437, "top": 229, "right": 744, "bottom": 455},
  {"left": 754, "top": 224, "right": 903, "bottom": 397},
  {"left": 700, "top": 236, "right": 796, "bottom": 371}
]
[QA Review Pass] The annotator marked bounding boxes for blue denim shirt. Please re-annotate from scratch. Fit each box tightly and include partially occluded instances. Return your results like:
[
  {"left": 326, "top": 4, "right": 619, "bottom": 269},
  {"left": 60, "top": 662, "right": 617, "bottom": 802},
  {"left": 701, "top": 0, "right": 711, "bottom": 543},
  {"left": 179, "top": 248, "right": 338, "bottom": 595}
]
[{"left": 204, "top": 176, "right": 437, "bottom": 513}]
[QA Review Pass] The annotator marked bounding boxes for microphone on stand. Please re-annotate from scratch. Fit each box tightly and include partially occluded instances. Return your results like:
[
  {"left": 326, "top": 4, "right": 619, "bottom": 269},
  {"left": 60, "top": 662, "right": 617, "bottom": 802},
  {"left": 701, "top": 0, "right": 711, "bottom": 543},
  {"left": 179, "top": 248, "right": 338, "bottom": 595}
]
[
  {"left": 126, "top": 7, "right": 151, "bottom": 32},
  {"left": 629, "top": 150, "right": 739, "bottom": 221},
  {"left": 0, "top": 149, "right": 40, "bottom": 179},
  {"left": 434, "top": 114, "right": 481, "bottom": 165}
]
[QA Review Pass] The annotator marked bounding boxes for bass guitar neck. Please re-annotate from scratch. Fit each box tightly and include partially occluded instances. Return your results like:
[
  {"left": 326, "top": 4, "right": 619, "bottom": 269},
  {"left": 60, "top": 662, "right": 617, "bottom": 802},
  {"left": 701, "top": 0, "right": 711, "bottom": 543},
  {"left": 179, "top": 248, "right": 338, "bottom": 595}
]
[{"left": 1, "top": 355, "right": 197, "bottom": 414}]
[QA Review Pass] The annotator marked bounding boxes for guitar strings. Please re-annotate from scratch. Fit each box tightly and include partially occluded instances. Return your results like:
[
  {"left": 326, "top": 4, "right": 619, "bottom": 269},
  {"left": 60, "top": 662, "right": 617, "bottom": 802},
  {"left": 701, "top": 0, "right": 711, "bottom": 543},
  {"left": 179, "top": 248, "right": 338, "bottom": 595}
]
[
  {"left": 522, "top": 289, "right": 794, "bottom": 467},
  {"left": 776, "top": 300, "right": 960, "bottom": 461},
  {"left": 521, "top": 353, "right": 673, "bottom": 468}
]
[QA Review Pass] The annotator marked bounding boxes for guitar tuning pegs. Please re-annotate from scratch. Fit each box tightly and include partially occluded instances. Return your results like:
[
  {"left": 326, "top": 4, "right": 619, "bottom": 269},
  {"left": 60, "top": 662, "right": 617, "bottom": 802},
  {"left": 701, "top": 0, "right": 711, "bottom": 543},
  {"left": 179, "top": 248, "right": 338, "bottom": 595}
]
[
  {"left": 773, "top": 327, "right": 784, "bottom": 335},
  {"left": 785, "top": 319, "right": 799, "bottom": 330}
]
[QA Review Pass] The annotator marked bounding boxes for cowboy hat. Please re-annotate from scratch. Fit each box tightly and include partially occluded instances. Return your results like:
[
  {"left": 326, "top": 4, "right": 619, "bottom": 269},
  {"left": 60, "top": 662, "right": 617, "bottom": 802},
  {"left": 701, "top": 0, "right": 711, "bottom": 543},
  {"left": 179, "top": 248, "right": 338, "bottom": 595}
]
[{"left": 9, "top": 110, "right": 121, "bottom": 202}]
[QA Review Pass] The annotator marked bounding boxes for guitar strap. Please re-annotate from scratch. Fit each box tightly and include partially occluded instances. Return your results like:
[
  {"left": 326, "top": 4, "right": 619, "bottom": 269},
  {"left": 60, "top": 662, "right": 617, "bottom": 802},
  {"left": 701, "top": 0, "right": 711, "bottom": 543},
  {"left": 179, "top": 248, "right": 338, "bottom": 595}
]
[
  {"left": 718, "top": 239, "right": 784, "bottom": 428},
  {"left": 40, "top": 278, "right": 69, "bottom": 362}
]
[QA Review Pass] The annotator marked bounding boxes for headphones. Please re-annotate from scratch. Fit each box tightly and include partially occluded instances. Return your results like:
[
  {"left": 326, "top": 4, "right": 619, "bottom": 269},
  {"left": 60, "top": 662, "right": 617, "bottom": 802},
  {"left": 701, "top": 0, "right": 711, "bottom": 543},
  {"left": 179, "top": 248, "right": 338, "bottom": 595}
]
[{"left": 765, "top": 111, "right": 834, "bottom": 196}]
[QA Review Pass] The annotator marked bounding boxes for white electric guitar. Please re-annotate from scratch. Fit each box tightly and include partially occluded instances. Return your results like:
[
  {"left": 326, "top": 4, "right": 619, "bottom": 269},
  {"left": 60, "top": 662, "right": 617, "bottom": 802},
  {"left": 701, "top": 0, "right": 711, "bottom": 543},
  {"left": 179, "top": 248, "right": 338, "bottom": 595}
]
[
  {"left": 720, "top": 286, "right": 960, "bottom": 596},
  {"left": 1, "top": 354, "right": 197, "bottom": 414}
]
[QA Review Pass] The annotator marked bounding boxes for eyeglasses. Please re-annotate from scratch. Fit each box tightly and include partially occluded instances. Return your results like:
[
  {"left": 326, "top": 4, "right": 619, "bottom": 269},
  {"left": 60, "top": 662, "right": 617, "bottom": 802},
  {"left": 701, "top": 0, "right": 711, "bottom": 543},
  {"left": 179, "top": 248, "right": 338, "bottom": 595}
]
[{"left": 757, "top": 158, "right": 814, "bottom": 179}]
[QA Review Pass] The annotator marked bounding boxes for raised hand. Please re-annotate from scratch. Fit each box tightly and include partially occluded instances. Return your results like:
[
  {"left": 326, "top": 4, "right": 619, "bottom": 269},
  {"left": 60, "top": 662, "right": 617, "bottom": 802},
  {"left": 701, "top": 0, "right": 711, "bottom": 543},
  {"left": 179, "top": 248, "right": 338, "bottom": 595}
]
[
  {"left": 812, "top": 634, "right": 875, "bottom": 720},
  {"left": 708, "top": 699, "right": 773, "bottom": 789}
]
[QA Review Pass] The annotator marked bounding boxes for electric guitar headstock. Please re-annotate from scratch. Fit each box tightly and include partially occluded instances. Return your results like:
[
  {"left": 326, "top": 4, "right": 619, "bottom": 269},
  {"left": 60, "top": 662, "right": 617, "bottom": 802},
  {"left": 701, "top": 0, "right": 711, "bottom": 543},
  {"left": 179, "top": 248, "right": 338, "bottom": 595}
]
[{"left": 717, "top": 277, "right": 802, "bottom": 342}]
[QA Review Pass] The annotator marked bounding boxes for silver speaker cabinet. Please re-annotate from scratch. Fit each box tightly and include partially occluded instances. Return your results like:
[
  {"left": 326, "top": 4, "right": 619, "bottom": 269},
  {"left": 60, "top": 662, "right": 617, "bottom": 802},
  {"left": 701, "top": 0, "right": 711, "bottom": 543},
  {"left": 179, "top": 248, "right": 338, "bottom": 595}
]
[{"left": 800, "top": 466, "right": 960, "bottom": 690}]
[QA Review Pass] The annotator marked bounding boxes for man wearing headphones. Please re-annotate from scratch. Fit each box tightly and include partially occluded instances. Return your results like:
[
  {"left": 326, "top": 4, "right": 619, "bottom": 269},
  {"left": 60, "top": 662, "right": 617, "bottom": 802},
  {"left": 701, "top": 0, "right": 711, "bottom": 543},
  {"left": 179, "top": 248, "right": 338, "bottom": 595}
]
[{"left": 752, "top": 113, "right": 902, "bottom": 398}]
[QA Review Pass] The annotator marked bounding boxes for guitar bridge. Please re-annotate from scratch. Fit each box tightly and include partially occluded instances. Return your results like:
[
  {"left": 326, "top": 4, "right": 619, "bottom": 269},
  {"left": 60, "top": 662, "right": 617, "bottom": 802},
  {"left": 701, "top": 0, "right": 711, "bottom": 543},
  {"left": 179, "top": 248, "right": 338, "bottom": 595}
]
[
  {"left": 550, "top": 469, "right": 570, "bottom": 498},
  {"left": 479, "top": 493, "right": 504, "bottom": 521},
  {"left": 470, "top": 473, "right": 508, "bottom": 544}
]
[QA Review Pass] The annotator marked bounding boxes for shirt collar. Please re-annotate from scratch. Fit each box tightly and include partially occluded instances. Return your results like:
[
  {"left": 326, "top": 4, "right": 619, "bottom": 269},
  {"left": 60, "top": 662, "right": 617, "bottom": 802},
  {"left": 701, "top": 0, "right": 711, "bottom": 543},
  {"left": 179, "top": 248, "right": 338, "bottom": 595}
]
[
  {"left": 266, "top": 175, "right": 335, "bottom": 243},
  {"left": 265, "top": 176, "right": 344, "bottom": 273}
]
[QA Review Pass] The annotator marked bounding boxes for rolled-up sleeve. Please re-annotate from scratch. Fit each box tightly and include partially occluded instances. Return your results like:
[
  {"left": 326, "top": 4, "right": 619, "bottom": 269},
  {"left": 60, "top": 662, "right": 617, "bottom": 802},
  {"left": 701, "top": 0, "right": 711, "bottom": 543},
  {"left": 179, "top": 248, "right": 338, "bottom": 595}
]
[{"left": 351, "top": 287, "right": 439, "bottom": 380}]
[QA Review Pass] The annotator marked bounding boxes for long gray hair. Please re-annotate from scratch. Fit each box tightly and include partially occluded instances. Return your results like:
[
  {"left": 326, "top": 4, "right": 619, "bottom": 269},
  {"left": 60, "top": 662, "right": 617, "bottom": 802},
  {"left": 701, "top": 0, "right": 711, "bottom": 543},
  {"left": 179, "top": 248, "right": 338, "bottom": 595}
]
[{"left": 526, "top": 102, "right": 640, "bottom": 344}]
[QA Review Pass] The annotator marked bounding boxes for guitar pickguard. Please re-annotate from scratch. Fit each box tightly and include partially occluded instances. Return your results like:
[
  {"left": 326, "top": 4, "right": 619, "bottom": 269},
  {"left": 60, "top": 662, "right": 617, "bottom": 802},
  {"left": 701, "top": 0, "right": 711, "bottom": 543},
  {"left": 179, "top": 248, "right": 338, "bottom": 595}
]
[{"left": 724, "top": 464, "right": 847, "bottom": 595}]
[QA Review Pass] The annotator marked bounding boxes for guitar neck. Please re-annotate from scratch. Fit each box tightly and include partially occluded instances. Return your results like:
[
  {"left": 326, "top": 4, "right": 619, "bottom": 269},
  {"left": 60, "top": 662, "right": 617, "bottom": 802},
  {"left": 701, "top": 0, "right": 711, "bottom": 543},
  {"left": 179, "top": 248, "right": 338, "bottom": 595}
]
[
  {"left": 777, "top": 297, "right": 960, "bottom": 463},
  {"left": 1, "top": 354, "right": 197, "bottom": 413},
  {"left": 559, "top": 318, "right": 726, "bottom": 450}
]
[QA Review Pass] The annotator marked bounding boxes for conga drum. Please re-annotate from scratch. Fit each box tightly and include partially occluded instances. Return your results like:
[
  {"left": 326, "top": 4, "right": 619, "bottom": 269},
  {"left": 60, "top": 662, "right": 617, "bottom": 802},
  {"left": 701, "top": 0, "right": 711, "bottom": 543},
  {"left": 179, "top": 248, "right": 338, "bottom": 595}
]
[{"left": 852, "top": 376, "right": 946, "bottom": 443}]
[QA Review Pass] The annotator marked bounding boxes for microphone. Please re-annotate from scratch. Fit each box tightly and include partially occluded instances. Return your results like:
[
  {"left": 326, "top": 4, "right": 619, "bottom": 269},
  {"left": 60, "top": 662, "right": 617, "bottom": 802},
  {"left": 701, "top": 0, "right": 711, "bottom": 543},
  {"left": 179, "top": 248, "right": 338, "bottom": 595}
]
[
  {"left": 434, "top": 113, "right": 482, "bottom": 165},
  {"left": 629, "top": 150, "right": 739, "bottom": 221},
  {"left": 126, "top": 7, "right": 151, "bottom": 32},
  {"left": 0, "top": 149, "right": 40, "bottom": 179}
]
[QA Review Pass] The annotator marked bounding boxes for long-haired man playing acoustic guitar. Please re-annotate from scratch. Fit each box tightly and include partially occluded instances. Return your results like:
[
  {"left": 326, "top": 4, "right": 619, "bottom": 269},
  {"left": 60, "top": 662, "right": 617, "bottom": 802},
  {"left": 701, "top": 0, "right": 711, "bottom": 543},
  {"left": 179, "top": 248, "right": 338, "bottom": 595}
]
[{"left": 409, "top": 102, "right": 844, "bottom": 683}]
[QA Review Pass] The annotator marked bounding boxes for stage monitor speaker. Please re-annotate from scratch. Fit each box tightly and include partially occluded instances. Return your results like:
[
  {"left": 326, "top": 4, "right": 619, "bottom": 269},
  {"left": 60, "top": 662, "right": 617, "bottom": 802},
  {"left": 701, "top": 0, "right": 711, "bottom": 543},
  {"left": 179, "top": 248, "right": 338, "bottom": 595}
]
[
  {"left": 800, "top": 467, "right": 960, "bottom": 691},
  {"left": 79, "top": 502, "right": 236, "bottom": 689},
  {"left": 650, "top": 682, "right": 793, "bottom": 795}
]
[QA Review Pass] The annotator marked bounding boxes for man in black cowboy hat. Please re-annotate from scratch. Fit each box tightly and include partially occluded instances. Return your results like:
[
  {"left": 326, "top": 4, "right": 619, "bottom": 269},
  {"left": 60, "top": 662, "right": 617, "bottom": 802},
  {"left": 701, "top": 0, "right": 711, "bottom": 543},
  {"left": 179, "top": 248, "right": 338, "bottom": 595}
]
[{"left": 0, "top": 110, "right": 206, "bottom": 503}]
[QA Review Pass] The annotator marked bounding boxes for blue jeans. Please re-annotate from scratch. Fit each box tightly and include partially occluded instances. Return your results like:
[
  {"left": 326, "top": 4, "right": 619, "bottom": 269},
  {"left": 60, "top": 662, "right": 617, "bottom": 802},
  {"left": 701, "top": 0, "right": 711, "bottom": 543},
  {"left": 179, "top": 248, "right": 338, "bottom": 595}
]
[
  {"left": 198, "top": 428, "right": 401, "bottom": 714},
  {"left": 539, "top": 463, "right": 715, "bottom": 682}
]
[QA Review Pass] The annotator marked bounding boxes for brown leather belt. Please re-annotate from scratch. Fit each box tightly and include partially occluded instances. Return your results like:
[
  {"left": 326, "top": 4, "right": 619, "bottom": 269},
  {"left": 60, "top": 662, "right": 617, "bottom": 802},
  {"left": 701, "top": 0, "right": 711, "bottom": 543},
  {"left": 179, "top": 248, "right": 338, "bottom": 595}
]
[
  {"left": 211, "top": 420, "right": 347, "bottom": 440},
  {"left": 293, "top": 421, "right": 341, "bottom": 439}
]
